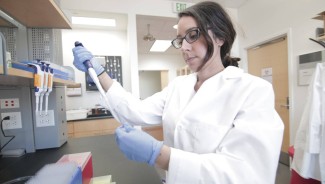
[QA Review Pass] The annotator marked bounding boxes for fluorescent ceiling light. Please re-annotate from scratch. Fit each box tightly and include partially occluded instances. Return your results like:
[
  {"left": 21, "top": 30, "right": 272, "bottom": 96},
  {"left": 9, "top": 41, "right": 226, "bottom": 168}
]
[
  {"left": 173, "top": 25, "right": 178, "bottom": 29},
  {"left": 72, "top": 17, "right": 116, "bottom": 27},
  {"left": 150, "top": 40, "right": 171, "bottom": 52}
]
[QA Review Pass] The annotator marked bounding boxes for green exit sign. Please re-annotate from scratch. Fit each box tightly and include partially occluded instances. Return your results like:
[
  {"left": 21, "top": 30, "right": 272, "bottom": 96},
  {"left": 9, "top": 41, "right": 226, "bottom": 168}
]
[
  {"left": 176, "top": 3, "right": 187, "bottom": 12},
  {"left": 172, "top": 2, "right": 193, "bottom": 13}
]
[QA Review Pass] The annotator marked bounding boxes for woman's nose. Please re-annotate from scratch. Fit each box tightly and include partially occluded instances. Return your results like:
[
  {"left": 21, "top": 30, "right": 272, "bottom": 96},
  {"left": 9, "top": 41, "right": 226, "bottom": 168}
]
[{"left": 180, "top": 39, "right": 191, "bottom": 51}]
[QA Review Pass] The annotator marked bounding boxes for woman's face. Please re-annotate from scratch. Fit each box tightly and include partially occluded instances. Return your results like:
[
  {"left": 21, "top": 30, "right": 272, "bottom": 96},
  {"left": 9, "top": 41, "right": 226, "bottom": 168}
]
[
  {"left": 177, "top": 16, "right": 208, "bottom": 72},
  {"left": 176, "top": 16, "right": 225, "bottom": 74}
]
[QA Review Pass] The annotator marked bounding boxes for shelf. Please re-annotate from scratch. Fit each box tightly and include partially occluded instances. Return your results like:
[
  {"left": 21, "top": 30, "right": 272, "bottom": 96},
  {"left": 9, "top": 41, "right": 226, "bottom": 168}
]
[
  {"left": 312, "top": 11, "right": 325, "bottom": 41},
  {"left": 177, "top": 65, "right": 191, "bottom": 76},
  {"left": 8, "top": 67, "right": 32, "bottom": 78},
  {"left": 313, "top": 11, "right": 325, "bottom": 21},
  {"left": 313, "top": 11, "right": 325, "bottom": 34},
  {"left": 3, "top": 67, "right": 76, "bottom": 86},
  {"left": 317, "top": 35, "right": 325, "bottom": 41},
  {"left": 0, "top": 0, "right": 71, "bottom": 29}
]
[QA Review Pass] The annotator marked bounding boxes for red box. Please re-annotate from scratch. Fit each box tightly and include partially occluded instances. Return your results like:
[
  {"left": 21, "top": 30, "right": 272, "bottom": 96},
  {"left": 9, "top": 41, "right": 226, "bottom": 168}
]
[
  {"left": 288, "top": 146, "right": 321, "bottom": 184},
  {"left": 57, "top": 152, "right": 93, "bottom": 184}
]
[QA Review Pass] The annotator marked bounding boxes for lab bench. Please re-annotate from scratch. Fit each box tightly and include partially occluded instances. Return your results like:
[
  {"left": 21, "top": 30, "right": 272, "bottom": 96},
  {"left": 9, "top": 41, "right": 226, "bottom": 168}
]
[{"left": 0, "top": 135, "right": 163, "bottom": 184}]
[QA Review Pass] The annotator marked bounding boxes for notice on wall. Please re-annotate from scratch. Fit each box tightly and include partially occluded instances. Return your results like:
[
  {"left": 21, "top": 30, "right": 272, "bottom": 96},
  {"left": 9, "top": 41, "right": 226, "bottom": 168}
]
[
  {"left": 261, "top": 67, "right": 273, "bottom": 84},
  {"left": 298, "top": 68, "right": 315, "bottom": 86}
]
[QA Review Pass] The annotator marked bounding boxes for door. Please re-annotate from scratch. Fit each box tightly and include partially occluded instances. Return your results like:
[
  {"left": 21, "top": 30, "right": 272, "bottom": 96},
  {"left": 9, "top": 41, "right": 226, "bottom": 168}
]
[{"left": 247, "top": 37, "right": 289, "bottom": 153}]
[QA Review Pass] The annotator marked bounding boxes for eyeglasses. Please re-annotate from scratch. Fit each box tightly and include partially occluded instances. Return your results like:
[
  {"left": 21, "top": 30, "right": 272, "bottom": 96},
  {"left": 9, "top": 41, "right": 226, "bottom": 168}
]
[{"left": 171, "top": 28, "right": 201, "bottom": 49}]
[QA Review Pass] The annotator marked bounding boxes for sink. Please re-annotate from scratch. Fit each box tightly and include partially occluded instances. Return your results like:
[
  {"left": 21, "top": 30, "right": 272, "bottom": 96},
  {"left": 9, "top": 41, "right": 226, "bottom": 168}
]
[
  {"left": 66, "top": 109, "right": 89, "bottom": 121},
  {"left": 87, "top": 108, "right": 112, "bottom": 118}
]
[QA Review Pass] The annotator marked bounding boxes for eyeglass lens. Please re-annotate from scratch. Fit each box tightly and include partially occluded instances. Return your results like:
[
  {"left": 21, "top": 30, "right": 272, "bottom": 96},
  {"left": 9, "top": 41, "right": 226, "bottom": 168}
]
[{"left": 172, "top": 28, "right": 200, "bottom": 49}]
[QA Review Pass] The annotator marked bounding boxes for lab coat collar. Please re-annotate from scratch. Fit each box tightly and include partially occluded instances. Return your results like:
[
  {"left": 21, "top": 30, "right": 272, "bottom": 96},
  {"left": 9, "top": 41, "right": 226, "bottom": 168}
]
[
  {"left": 189, "top": 66, "right": 243, "bottom": 81},
  {"left": 222, "top": 66, "right": 244, "bottom": 79}
]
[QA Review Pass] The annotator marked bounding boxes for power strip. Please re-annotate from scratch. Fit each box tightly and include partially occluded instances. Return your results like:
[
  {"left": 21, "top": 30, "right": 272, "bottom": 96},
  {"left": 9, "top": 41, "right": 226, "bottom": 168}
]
[{"left": 35, "top": 110, "right": 55, "bottom": 127}]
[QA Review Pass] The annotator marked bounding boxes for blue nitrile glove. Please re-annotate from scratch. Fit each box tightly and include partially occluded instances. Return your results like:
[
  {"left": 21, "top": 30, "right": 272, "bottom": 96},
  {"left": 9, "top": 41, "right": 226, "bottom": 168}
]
[
  {"left": 115, "top": 124, "right": 163, "bottom": 166},
  {"left": 72, "top": 46, "right": 105, "bottom": 76}
]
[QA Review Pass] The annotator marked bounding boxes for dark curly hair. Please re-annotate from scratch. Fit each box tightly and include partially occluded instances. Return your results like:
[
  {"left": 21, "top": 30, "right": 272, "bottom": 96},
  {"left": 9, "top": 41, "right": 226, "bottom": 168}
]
[{"left": 178, "top": 1, "right": 240, "bottom": 67}]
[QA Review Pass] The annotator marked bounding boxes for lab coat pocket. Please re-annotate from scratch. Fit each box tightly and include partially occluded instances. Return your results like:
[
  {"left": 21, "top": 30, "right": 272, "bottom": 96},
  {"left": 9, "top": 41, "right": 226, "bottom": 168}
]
[{"left": 194, "top": 123, "right": 231, "bottom": 154}]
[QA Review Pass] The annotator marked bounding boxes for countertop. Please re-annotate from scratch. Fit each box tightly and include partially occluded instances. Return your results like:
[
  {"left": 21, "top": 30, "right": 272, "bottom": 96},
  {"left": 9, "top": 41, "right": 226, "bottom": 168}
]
[
  {"left": 0, "top": 135, "right": 163, "bottom": 184},
  {"left": 67, "top": 114, "right": 114, "bottom": 122}
]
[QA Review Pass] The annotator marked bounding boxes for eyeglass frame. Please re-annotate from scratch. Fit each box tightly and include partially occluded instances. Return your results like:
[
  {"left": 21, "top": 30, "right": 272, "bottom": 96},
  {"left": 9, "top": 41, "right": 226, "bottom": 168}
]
[{"left": 171, "top": 27, "right": 201, "bottom": 49}]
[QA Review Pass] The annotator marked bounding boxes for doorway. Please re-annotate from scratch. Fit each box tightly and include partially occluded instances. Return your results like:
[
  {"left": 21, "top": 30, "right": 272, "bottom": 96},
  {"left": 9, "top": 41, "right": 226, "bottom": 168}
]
[
  {"left": 139, "top": 70, "right": 168, "bottom": 99},
  {"left": 247, "top": 37, "right": 290, "bottom": 154}
]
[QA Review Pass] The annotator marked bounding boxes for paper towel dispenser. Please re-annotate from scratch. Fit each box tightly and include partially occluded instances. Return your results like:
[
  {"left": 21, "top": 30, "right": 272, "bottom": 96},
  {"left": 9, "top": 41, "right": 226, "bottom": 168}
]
[{"left": 298, "top": 50, "right": 325, "bottom": 85}]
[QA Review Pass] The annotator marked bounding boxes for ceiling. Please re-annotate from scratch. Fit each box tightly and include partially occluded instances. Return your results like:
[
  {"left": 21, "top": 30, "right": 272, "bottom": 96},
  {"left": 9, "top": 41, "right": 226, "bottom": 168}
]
[
  {"left": 68, "top": 0, "right": 248, "bottom": 55},
  {"left": 136, "top": 14, "right": 179, "bottom": 55}
]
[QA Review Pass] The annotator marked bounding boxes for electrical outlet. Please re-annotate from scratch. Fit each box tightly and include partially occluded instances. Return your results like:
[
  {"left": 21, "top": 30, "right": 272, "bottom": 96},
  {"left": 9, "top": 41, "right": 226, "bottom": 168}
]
[
  {"left": 35, "top": 110, "right": 55, "bottom": 127},
  {"left": 1, "top": 112, "right": 22, "bottom": 129},
  {"left": 0, "top": 98, "right": 20, "bottom": 109}
]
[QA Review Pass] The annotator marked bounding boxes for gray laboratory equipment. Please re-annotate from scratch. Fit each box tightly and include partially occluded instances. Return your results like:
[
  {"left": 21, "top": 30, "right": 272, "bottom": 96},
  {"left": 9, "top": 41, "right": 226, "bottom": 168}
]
[
  {"left": 31, "top": 86, "right": 68, "bottom": 149},
  {"left": 0, "top": 18, "right": 73, "bottom": 153}
]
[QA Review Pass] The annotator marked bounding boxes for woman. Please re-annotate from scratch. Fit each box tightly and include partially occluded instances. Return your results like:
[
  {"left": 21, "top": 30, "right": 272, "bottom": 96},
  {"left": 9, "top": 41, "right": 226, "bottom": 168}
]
[{"left": 72, "top": 1, "right": 284, "bottom": 183}]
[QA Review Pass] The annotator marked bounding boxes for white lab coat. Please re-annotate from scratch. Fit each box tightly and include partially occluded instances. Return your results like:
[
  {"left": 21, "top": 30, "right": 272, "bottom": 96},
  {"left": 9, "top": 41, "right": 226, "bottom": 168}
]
[
  {"left": 292, "top": 63, "right": 325, "bottom": 183},
  {"left": 102, "top": 66, "right": 284, "bottom": 184}
]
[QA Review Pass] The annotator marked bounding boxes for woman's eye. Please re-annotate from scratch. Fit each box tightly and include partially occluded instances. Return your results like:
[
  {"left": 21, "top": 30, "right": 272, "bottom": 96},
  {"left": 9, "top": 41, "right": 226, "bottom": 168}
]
[{"left": 188, "top": 33, "right": 198, "bottom": 40}]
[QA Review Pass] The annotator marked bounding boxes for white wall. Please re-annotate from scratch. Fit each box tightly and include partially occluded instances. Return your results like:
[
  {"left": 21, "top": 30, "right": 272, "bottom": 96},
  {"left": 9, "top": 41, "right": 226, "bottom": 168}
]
[
  {"left": 237, "top": 0, "right": 325, "bottom": 144},
  {"left": 61, "top": 29, "right": 128, "bottom": 110},
  {"left": 138, "top": 53, "right": 184, "bottom": 81}
]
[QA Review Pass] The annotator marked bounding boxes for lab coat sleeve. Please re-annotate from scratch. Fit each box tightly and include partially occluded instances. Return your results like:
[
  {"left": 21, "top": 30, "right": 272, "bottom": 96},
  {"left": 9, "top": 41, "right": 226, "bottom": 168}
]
[
  {"left": 101, "top": 81, "right": 168, "bottom": 126},
  {"left": 167, "top": 82, "right": 284, "bottom": 184}
]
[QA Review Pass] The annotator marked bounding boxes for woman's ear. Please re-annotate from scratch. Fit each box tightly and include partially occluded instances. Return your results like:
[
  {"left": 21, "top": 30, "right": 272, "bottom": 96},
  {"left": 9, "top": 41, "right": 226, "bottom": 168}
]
[{"left": 216, "top": 38, "right": 224, "bottom": 47}]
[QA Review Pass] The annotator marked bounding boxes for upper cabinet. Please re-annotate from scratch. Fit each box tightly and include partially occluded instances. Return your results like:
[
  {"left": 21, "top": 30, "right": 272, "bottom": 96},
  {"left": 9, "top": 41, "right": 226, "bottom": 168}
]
[
  {"left": 313, "top": 11, "right": 325, "bottom": 41},
  {"left": 0, "top": 0, "right": 71, "bottom": 29},
  {"left": 0, "top": 16, "right": 16, "bottom": 28},
  {"left": 0, "top": 0, "right": 74, "bottom": 85}
]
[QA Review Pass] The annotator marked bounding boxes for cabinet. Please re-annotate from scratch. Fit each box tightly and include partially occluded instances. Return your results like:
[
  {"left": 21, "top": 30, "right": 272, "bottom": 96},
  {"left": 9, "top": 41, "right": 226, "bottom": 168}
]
[
  {"left": 68, "top": 118, "right": 120, "bottom": 138},
  {"left": 142, "top": 125, "right": 164, "bottom": 141},
  {"left": 0, "top": 1, "right": 74, "bottom": 85},
  {"left": 177, "top": 65, "right": 191, "bottom": 76},
  {"left": 68, "top": 118, "right": 164, "bottom": 141},
  {"left": 313, "top": 11, "right": 325, "bottom": 41},
  {"left": 0, "top": 0, "right": 71, "bottom": 29},
  {"left": 0, "top": 16, "right": 16, "bottom": 28}
]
